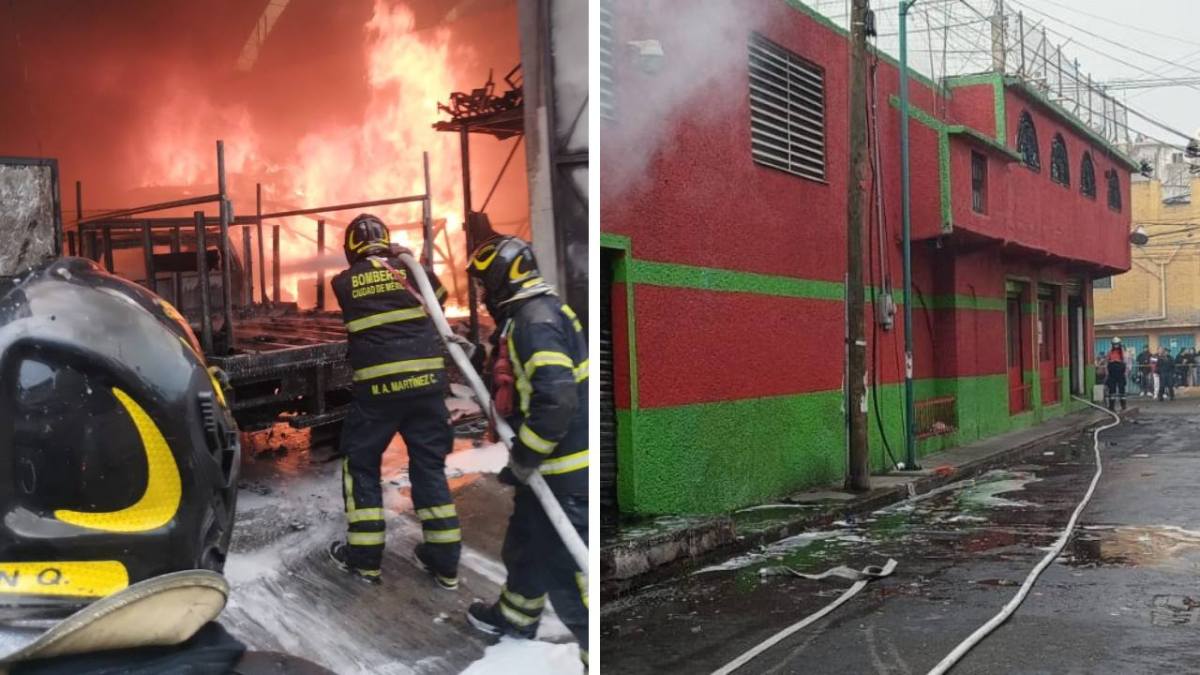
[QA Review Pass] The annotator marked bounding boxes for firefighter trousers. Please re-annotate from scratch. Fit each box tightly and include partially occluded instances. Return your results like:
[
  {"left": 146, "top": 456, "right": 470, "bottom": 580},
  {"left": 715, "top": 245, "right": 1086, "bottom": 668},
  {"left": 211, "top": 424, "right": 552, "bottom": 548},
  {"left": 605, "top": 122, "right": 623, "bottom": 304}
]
[
  {"left": 498, "top": 487, "right": 589, "bottom": 653},
  {"left": 339, "top": 393, "right": 460, "bottom": 577}
]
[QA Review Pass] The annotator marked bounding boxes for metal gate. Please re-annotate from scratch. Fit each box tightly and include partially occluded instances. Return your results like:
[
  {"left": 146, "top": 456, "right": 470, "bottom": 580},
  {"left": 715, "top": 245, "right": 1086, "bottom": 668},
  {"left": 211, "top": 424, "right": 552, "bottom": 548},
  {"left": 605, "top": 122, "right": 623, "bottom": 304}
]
[
  {"left": 1161, "top": 334, "right": 1196, "bottom": 353},
  {"left": 600, "top": 250, "right": 618, "bottom": 525}
]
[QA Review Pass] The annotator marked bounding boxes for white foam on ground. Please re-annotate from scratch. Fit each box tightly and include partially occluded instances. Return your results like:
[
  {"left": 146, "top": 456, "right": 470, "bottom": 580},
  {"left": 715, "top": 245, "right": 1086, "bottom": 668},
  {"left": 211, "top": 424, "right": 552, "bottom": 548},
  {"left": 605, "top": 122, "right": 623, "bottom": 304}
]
[
  {"left": 459, "top": 637, "right": 583, "bottom": 675},
  {"left": 695, "top": 530, "right": 848, "bottom": 573},
  {"left": 959, "top": 470, "right": 1041, "bottom": 508},
  {"left": 446, "top": 442, "right": 508, "bottom": 475}
]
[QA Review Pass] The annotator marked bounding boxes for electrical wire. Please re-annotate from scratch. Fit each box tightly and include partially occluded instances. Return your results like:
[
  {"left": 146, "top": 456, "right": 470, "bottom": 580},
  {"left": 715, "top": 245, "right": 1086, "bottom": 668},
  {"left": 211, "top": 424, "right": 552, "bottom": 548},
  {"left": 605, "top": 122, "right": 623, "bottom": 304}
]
[{"left": 865, "top": 44, "right": 902, "bottom": 471}]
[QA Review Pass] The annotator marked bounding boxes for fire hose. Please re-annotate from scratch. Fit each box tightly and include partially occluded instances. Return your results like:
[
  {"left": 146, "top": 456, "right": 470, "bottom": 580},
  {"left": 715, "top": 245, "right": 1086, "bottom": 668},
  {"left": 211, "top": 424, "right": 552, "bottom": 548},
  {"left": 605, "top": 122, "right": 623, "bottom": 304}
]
[
  {"left": 392, "top": 253, "right": 590, "bottom": 578},
  {"left": 711, "top": 558, "right": 898, "bottom": 675},
  {"left": 924, "top": 397, "right": 1121, "bottom": 674}
]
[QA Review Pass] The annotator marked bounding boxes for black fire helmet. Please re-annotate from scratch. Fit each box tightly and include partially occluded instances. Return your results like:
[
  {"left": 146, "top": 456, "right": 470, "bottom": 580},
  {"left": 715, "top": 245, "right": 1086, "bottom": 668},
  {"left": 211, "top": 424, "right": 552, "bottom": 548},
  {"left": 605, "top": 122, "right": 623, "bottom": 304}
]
[
  {"left": 343, "top": 213, "right": 391, "bottom": 265},
  {"left": 0, "top": 257, "right": 240, "bottom": 659},
  {"left": 466, "top": 235, "right": 554, "bottom": 319}
]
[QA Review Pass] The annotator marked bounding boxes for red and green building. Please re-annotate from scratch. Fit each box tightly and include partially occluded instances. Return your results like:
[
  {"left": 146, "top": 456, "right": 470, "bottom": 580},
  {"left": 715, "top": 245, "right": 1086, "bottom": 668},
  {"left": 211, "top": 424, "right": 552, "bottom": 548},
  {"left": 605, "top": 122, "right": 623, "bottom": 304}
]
[{"left": 599, "top": 0, "right": 1134, "bottom": 517}]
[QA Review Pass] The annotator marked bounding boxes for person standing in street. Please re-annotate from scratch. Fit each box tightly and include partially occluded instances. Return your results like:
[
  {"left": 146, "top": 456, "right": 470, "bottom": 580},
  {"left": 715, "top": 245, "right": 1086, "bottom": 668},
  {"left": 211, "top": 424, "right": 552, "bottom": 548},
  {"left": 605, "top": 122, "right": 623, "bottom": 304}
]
[
  {"left": 1106, "top": 338, "right": 1127, "bottom": 411},
  {"left": 1137, "top": 346, "right": 1153, "bottom": 396},
  {"left": 463, "top": 235, "right": 590, "bottom": 668},
  {"left": 328, "top": 213, "right": 462, "bottom": 591},
  {"left": 1158, "top": 347, "right": 1176, "bottom": 401}
]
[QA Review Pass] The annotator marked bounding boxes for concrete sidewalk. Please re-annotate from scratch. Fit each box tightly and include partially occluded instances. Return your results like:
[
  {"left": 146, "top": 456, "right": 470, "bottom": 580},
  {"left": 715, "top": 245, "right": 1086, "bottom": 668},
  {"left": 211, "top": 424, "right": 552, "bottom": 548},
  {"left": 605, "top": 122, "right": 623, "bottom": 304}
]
[{"left": 601, "top": 404, "right": 1135, "bottom": 599}]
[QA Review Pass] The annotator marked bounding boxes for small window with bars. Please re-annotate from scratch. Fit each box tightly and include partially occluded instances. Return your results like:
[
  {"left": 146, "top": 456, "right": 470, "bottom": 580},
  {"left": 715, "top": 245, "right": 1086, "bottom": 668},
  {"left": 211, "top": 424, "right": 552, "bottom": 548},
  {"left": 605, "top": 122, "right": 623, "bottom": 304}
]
[
  {"left": 1016, "top": 110, "right": 1040, "bottom": 171},
  {"left": 1106, "top": 169, "right": 1122, "bottom": 211},
  {"left": 748, "top": 33, "right": 826, "bottom": 182},
  {"left": 971, "top": 151, "right": 987, "bottom": 213},
  {"left": 1094, "top": 276, "right": 1112, "bottom": 290},
  {"left": 1050, "top": 134, "right": 1070, "bottom": 187},
  {"left": 600, "top": 0, "right": 615, "bottom": 121},
  {"left": 1080, "top": 152, "right": 1096, "bottom": 199}
]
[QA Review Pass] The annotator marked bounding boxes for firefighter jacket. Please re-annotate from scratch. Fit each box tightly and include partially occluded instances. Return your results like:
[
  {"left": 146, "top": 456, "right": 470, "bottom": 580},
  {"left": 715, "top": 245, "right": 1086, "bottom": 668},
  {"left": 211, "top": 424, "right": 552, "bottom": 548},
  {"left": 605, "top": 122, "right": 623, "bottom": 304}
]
[
  {"left": 502, "top": 294, "right": 588, "bottom": 495},
  {"left": 331, "top": 255, "right": 449, "bottom": 402}
]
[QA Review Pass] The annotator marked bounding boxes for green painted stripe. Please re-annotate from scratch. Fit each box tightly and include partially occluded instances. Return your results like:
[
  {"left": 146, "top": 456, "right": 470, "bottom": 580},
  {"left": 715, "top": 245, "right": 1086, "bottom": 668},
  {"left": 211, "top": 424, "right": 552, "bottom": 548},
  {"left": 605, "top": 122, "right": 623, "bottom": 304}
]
[
  {"left": 600, "top": 232, "right": 630, "bottom": 250},
  {"left": 621, "top": 390, "right": 846, "bottom": 514},
  {"left": 938, "top": 129, "right": 953, "bottom": 231},
  {"left": 630, "top": 259, "right": 844, "bottom": 301},
  {"left": 616, "top": 372, "right": 1095, "bottom": 515}
]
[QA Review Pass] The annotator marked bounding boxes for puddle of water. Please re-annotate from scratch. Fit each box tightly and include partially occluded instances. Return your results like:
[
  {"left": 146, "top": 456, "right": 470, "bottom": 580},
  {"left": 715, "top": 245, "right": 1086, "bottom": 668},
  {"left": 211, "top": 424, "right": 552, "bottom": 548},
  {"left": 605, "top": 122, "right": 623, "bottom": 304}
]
[{"left": 1063, "top": 525, "right": 1200, "bottom": 571}]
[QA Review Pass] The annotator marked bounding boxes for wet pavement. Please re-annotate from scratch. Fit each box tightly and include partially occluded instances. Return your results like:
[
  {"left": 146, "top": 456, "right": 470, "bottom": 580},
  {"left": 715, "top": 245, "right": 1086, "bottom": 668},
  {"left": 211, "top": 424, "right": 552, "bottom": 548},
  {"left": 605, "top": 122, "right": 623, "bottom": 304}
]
[
  {"left": 601, "top": 400, "right": 1200, "bottom": 674},
  {"left": 219, "top": 414, "right": 581, "bottom": 674}
]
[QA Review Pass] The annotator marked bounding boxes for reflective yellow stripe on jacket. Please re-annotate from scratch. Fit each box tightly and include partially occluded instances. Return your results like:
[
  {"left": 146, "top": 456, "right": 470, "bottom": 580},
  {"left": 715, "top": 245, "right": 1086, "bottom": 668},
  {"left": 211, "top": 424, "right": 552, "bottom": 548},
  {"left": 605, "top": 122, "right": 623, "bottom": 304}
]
[
  {"left": 539, "top": 450, "right": 589, "bottom": 476},
  {"left": 345, "top": 307, "right": 427, "bottom": 333},
  {"left": 353, "top": 357, "right": 444, "bottom": 382}
]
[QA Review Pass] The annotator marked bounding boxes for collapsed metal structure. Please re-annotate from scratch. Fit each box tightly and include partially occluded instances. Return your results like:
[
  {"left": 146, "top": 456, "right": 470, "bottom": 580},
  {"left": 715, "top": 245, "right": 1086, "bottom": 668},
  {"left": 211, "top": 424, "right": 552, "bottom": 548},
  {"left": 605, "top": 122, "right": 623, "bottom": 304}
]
[{"left": 68, "top": 140, "right": 444, "bottom": 432}]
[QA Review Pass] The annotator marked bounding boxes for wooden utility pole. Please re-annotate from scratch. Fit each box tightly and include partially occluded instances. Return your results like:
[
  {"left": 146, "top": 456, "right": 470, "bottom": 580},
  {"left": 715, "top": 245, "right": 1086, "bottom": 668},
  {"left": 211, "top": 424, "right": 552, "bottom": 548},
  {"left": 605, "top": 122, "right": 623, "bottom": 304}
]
[{"left": 845, "top": 0, "right": 871, "bottom": 492}]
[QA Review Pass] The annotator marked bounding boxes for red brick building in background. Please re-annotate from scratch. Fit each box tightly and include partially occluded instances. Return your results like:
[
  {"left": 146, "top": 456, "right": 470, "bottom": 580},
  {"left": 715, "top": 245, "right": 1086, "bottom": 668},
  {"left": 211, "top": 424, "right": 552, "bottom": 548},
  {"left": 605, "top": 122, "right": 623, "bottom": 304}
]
[{"left": 599, "top": 0, "right": 1135, "bottom": 517}]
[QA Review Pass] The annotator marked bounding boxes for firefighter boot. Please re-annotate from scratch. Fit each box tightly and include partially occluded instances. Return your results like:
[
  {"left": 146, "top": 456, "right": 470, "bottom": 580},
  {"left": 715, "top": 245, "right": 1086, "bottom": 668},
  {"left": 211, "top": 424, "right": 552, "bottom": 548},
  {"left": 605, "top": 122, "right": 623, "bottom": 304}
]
[
  {"left": 328, "top": 541, "right": 382, "bottom": 586},
  {"left": 413, "top": 543, "right": 459, "bottom": 591},
  {"left": 467, "top": 601, "right": 537, "bottom": 640}
]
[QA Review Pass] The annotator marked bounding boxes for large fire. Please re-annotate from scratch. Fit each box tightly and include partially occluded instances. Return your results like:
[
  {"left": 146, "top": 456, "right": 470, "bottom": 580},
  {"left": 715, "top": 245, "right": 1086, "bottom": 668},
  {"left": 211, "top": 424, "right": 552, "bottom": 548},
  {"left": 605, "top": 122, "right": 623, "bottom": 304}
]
[{"left": 135, "top": 0, "right": 474, "bottom": 312}]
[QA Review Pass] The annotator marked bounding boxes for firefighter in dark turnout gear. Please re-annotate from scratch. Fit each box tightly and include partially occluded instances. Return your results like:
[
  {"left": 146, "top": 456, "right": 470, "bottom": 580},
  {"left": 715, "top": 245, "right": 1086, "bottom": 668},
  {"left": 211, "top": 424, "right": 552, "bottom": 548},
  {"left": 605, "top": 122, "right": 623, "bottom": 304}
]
[
  {"left": 327, "top": 214, "right": 461, "bottom": 590},
  {"left": 1106, "top": 338, "right": 1127, "bottom": 411},
  {"left": 463, "top": 236, "right": 589, "bottom": 666}
]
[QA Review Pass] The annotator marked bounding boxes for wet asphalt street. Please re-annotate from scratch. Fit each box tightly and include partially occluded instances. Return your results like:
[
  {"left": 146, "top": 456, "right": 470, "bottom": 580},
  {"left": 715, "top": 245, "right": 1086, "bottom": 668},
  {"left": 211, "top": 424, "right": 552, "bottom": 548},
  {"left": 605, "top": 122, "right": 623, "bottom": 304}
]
[{"left": 601, "top": 399, "right": 1200, "bottom": 674}]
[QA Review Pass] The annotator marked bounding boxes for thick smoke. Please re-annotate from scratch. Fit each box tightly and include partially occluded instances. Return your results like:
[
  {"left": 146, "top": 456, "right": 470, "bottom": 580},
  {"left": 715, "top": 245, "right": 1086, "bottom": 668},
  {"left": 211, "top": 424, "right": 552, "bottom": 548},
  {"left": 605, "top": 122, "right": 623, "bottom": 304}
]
[{"left": 603, "top": 1, "right": 772, "bottom": 198}]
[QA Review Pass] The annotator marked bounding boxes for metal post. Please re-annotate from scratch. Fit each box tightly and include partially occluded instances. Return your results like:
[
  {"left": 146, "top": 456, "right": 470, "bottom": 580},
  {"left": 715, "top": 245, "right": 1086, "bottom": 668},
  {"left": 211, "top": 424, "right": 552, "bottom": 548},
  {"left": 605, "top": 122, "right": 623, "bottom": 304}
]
[
  {"left": 991, "top": 0, "right": 1005, "bottom": 73},
  {"left": 86, "top": 231, "right": 98, "bottom": 262},
  {"left": 217, "top": 141, "right": 234, "bottom": 353},
  {"left": 171, "top": 225, "right": 182, "bottom": 307},
  {"left": 422, "top": 151, "right": 434, "bottom": 265},
  {"left": 899, "top": 0, "right": 919, "bottom": 470},
  {"left": 845, "top": 0, "right": 870, "bottom": 491},
  {"left": 1056, "top": 46, "right": 1063, "bottom": 100},
  {"left": 142, "top": 221, "right": 157, "bottom": 294},
  {"left": 460, "top": 127, "right": 479, "bottom": 344},
  {"left": 1018, "top": 11, "right": 1025, "bottom": 77},
  {"left": 242, "top": 225, "right": 254, "bottom": 306},
  {"left": 272, "top": 224, "right": 281, "bottom": 304},
  {"left": 256, "top": 183, "right": 267, "bottom": 304},
  {"left": 74, "top": 180, "right": 82, "bottom": 257},
  {"left": 67, "top": 231, "right": 76, "bottom": 256},
  {"left": 316, "top": 219, "right": 326, "bottom": 311},
  {"left": 102, "top": 225, "right": 114, "bottom": 273},
  {"left": 195, "top": 211, "right": 213, "bottom": 354}
]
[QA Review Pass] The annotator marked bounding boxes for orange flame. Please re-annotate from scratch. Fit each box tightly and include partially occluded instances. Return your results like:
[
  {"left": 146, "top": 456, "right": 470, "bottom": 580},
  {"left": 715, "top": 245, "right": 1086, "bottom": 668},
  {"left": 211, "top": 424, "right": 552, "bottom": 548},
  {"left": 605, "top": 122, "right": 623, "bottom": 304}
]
[{"left": 136, "top": 0, "right": 471, "bottom": 312}]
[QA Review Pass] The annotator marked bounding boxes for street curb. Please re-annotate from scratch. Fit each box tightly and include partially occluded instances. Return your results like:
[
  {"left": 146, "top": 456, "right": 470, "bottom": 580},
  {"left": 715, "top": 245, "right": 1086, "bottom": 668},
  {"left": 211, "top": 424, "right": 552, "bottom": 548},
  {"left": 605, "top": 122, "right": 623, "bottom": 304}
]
[{"left": 600, "top": 406, "right": 1135, "bottom": 602}]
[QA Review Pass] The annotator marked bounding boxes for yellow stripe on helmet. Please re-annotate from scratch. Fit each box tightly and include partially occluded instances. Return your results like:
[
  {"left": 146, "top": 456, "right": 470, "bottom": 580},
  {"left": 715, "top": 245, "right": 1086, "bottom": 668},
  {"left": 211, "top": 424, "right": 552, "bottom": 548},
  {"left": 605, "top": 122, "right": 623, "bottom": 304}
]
[{"left": 54, "top": 388, "right": 182, "bottom": 533}]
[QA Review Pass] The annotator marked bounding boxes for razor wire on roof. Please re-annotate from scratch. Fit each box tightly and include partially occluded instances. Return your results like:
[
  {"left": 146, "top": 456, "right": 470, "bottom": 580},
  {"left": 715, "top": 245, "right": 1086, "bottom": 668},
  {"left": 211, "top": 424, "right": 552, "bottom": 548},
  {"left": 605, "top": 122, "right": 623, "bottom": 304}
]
[{"left": 805, "top": 0, "right": 1195, "bottom": 150}]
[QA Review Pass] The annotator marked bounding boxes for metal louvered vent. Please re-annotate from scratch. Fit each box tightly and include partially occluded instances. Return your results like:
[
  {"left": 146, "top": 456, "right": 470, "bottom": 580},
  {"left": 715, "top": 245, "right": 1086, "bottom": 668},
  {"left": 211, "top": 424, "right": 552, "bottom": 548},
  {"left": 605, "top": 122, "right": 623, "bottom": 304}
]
[
  {"left": 748, "top": 33, "right": 826, "bottom": 182},
  {"left": 600, "top": 0, "right": 616, "bottom": 121}
]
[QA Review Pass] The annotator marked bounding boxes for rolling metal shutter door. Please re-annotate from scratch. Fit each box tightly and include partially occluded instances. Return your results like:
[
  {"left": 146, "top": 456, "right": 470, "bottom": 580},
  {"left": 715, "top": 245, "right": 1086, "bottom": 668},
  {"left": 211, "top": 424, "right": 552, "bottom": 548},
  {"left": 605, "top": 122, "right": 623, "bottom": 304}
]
[{"left": 600, "top": 253, "right": 618, "bottom": 523}]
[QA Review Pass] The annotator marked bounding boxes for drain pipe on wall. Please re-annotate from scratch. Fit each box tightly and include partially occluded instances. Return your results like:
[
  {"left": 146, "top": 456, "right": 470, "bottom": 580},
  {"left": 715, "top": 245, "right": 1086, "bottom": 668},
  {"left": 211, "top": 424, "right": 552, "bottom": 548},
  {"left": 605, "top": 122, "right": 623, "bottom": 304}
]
[
  {"left": 925, "top": 398, "right": 1121, "bottom": 674},
  {"left": 1100, "top": 245, "right": 1180, "bottom": 328}
]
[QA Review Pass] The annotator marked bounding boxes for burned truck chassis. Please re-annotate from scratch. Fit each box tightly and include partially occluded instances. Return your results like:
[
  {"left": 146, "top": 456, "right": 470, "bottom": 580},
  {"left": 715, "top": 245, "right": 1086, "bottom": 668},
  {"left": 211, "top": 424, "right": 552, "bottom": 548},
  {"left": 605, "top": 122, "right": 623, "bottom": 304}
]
[{"left": 69, "top": 142, "right": 468, "bottom": 436}]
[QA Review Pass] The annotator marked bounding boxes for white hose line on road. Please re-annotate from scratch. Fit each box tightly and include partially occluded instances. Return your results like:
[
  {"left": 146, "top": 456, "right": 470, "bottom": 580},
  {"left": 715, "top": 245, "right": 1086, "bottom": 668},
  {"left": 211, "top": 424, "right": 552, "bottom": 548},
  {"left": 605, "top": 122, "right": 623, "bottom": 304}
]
[
  {"left": 711, "top": 559, "right": 898, "bottom": 675},
  {"left": 925, "top": 397, "right": 1121, "bottom": 675},
  {"left": 394, "top": 254, "right": 589, "bottom": 578}
]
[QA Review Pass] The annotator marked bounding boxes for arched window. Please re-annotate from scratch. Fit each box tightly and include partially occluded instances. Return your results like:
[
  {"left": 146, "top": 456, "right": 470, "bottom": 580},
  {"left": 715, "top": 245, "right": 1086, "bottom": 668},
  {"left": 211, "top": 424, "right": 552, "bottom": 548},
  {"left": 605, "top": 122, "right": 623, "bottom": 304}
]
[
  {"left": 1050, "top": 134, "right": 1070, "bottom": 186},
  {"left": 1017, "top": 110, "right": 1040, "bottom": 170},
  {"left": 1080, "top": 152, "right": 1096, "bottom": 198},
  {"left": 1106, "top": 169, "right": 1122, "bottom": 211}
]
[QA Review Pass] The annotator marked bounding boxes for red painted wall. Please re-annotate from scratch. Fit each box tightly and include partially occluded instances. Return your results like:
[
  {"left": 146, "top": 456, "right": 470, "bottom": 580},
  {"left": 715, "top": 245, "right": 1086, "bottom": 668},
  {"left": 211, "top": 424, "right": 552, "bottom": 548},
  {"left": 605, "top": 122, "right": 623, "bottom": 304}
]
[
  {"left": 602, "top": 1, "right": 1121, "bottom": 406},
  {"left": 947, "top": 86, "right": 1132, "bottom": 272}
]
